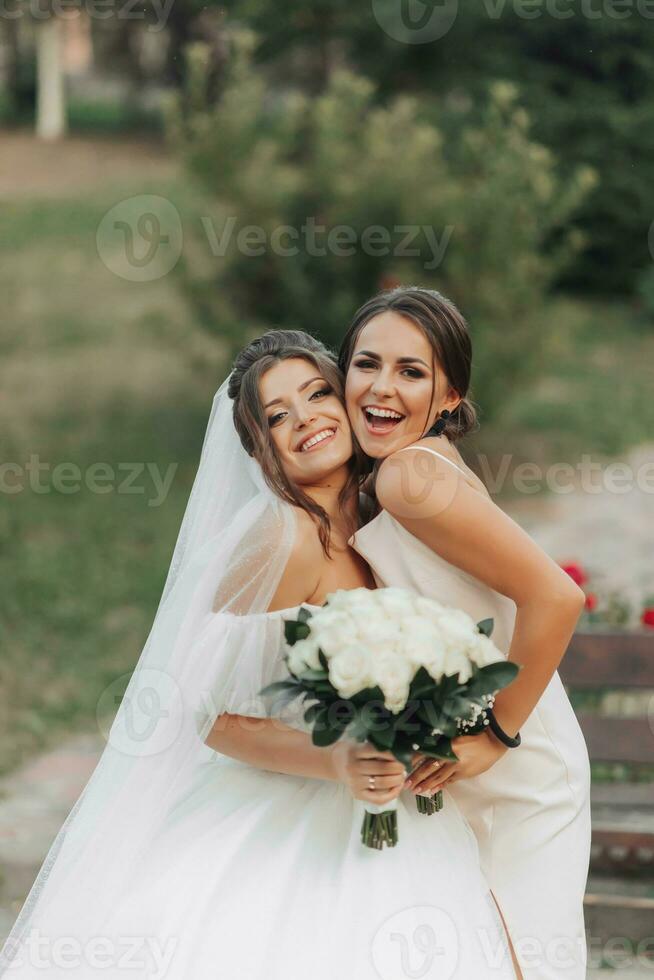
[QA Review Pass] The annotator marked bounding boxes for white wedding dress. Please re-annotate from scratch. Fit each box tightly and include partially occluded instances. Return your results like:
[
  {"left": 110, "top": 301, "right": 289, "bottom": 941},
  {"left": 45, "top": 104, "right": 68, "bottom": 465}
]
[
  {"left": 350, "top": 446, "right": 592, "bottom": 980},
  {"left": 8, "top": 605, "right": 517, "bottom": 980}
]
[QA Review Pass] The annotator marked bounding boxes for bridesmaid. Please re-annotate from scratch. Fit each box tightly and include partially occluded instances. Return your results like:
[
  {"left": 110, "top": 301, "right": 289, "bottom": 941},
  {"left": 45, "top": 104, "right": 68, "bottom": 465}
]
[{"left": 339, "top": 286, "right": 592, "bottom": 980}]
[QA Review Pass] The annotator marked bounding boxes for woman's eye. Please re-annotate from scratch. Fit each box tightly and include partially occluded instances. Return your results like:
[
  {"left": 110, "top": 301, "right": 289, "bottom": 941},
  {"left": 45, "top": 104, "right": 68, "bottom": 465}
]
[
  {"left": 268, "top": 412, "right": 286, "bottom": 427},
  {"left": 353, "top": 359, "right": 377, "bottom": 370},
  {"left": 402, "top": 368, "right": 424, "bottom": 379},
  {"left": 310, "top": 386, "right": 332, "bottom": 400}
]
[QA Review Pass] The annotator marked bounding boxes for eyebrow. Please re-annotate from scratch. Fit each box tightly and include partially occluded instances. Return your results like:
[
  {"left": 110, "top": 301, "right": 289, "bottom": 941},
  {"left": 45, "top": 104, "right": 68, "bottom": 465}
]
[
  {"left": 263, "top": 376, "right": 326, "bottom": 409},
  {"left": 353, "top": 350, "right": 431, "bottom": 369}
]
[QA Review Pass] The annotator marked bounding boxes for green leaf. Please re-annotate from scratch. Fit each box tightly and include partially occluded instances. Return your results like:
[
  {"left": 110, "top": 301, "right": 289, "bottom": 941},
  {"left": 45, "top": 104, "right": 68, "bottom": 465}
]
[
  {"left": 284, "top": 620, "right": 310, "bottom": 646},
  {"left": 442, "top": 696, "right": 471, "bottom": 719},
  {"left": 312, "top": 719, "right": 349, "bottom": 748},
  {"left": 473, "top": 661, "right": 520, "bottom": 694},
  {"left": 476, "top": 617, "right": 494, "bottom": 638},
  {"left": 350, "top": 684, "right": 385, "bottom": 706},
  {"left": 409, "top": 666, "right": 436, "bottom": 699},
  {"left": 299, "top": 668, "right": 329, "bottom": 681},
  {"left": 303, "top": 702, "right": 322, "bottom": 724},
  {"left": 259, "top": 679, "right": 301, "bottom": 696},
  {"left": 373, "top": 719, "right": 396, "bottom": 749}
]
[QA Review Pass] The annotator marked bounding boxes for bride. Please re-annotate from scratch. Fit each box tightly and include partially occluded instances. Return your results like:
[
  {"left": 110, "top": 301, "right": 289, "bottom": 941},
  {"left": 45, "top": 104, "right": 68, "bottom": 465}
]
[
  {"left": 340, "top": 286, "right": 592, "bottom": 980},
  {"left": 1, "top": 329, "right": 517, "bottom": 978}
]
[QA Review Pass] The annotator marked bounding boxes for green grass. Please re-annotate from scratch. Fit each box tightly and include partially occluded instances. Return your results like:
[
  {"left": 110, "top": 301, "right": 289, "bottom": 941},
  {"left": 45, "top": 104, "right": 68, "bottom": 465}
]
[
  {"left": 497, "top": 297, "right": 654, "bottom": 461},
  {"left": 0, "top": 170, "right": 226, "bottom": 776}
]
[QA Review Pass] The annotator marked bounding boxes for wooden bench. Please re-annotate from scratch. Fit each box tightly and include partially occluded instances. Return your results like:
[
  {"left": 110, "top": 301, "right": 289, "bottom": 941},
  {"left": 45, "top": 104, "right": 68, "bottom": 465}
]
[{"left": 559, "top": 630, "right": 654, "bottom": 944}]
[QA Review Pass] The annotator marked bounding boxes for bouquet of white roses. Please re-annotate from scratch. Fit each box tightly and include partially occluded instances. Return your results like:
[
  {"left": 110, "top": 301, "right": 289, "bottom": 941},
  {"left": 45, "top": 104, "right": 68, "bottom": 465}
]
[{"left": 260, "top": 587, "right": 519, "bottom": 850}]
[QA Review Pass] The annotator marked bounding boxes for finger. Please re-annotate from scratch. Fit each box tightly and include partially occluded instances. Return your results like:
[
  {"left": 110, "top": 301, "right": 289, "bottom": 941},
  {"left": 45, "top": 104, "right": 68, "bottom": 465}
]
[
  {"left": 406, "top": 758, "right": 443, "bottom": 784},
  {"left": 414, "top": 763, "right": 457, "bottom": 794},
  {"left": 358, "top": 760, "right": 407, "bottom": 777},
  {"left": 357, "top": 743, "right": 398, "bottom": 761},
  {"left": 358, "top": 774, "right": 402, "bottom": 792},
  {"left": 426, "top": 764, "right": 459, "bottom": 792}
]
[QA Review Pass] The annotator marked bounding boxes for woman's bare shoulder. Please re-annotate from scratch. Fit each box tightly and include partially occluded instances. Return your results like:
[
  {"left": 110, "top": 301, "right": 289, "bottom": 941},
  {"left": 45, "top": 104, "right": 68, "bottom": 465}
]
[{"left": 266, "top": 508, "right": 323, "bottom": 612}]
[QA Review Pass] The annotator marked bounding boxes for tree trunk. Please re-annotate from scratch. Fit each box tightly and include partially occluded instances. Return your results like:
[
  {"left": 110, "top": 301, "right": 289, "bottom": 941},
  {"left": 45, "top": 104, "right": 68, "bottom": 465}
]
[{"left": 36, "top": 17, "right": 67, "bottom": 140}]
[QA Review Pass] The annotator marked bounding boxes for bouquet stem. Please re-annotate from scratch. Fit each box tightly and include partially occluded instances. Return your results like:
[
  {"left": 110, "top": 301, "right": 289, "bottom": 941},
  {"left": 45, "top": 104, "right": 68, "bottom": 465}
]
[
  {"left": 361, "top": 799, "right": 399, "bottom": 849},
  {"left": 416, "top": 790, "right": 443, "bottom": 815}
]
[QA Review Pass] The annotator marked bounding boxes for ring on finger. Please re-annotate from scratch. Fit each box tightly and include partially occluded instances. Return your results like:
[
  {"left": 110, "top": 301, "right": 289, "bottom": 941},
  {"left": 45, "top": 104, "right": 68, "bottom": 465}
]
[{"left": 368, "top": 775, "right": 376, "bottom": 791}]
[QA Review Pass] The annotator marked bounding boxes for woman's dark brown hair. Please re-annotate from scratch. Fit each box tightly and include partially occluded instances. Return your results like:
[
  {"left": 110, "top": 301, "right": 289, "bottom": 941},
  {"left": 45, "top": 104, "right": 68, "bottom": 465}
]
[
  {"left": 338, "top": 286, "right": 479, "bottom": 443},
  {"left": 228, "top": 329, "right": 362, "bottom": 555}
]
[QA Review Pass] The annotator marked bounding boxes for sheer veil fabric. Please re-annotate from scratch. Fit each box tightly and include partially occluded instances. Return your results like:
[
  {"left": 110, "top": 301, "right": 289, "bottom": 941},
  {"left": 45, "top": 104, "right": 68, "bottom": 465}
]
[{"left": 0, "top": 377, "right": 299, "bottom": 974}]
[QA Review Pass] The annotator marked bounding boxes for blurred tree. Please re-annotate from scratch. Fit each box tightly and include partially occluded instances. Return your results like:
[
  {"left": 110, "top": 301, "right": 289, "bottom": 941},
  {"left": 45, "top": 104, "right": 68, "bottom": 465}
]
[
  {"left": 167, "top": 36, "right": 594, "bottom": 418},
  {"left": 35, "top": 17, "right": 67, "bottom": 139},
  {"left": 211, "top": 4, "right": 654, "bottom": 297}
]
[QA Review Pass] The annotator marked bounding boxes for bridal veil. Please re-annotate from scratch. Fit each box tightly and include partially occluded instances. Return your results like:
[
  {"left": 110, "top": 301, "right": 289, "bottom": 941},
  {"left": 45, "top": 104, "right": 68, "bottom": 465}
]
[{"left": 0, "top": 377, "right": 299, "bottom": 975}]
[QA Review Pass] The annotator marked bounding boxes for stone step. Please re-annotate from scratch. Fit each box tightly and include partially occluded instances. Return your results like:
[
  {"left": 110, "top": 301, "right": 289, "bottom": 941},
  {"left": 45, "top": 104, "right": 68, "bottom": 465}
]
[{"left": 0, "top": 731, "right": 104, "bottom": 944}]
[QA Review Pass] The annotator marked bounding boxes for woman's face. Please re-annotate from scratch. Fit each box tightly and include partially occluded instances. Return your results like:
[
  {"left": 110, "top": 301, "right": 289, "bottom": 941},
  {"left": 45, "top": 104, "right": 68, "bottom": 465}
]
[
  {"left": 259, "top": 357, "right": 353, "bottom": 487},
  {"left": 344, "top": 311, "right": 458, "bottom": 459}
]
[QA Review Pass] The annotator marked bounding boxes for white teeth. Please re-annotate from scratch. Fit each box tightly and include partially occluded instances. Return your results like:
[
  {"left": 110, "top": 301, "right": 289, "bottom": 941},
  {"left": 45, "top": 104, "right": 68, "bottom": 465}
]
[
  {"left": 300, "top": 429, "right": 335, "bottom": 452},
  {"left": 365, "top": 407, "right": 403, "bottom": 420}
]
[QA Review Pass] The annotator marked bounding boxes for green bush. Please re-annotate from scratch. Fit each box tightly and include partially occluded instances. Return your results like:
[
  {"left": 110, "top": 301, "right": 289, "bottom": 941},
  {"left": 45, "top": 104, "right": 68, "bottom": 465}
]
[{"left": 167, "top": 34, "right": 594, "bottom": 418}]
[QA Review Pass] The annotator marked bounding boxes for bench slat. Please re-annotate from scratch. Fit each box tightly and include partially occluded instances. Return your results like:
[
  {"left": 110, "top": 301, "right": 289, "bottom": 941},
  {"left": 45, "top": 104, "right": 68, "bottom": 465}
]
[
  {"left": 577, "top": 715, "right": 654, "bottom": 765},
  {"left": 561, "top": 632, "right": 654, "bottom": 688}
]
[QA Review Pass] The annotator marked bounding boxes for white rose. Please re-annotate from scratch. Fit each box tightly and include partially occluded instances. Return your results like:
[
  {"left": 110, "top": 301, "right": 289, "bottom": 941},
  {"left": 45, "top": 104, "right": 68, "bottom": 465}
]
[
  {"left": 470, "top": 632, "right": 504, "bottom": 668},
  {"left": 375, "top": 588, "right": 420, "bottom": 621},
  {"left": 442, "top": 647, "right": 473, "bottom": 684},
  {"left": 324, "top": 587, "right": 374, "bottom": 611},
  {"left": 398, "top": 616, "right": 444, "bottom": 672},
  {"left": 309, "top": 609, "right": 356, "bottom": 658},
  {"left": 372, "top": 652, "right": 413, "bottom": 714},
  {"left": 287, "top": 635, "right": 322, "bottom": 674},
  {"left": 436, "top": 608, "right": 479, "bottom": 655},
  {"left": 357, "top": 617, "right": 400, "bottom": 648},
  {"left": 328, "top": 644, "right": 375, "bottom": 699}
]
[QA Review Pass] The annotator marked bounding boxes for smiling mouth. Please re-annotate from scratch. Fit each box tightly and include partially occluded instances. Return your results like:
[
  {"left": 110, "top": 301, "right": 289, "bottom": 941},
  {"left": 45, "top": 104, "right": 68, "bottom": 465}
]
[
  {"left": 362, "top": 406, "right": 405, "bottom": 436},
  {"left": 297, "top": 427, "right": 337, "bottom": 453}
]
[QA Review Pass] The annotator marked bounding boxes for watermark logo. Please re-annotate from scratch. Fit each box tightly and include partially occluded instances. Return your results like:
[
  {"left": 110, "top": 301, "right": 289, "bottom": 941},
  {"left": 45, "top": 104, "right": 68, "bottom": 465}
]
[
  {"left": 372, "top": 0, "right": 460, "bottom": 43},
  {"left": 371, "top": 905, "right": 459, "bottom": 978},
  {"left": 97, "top": 669, "right": 184, "bottom": 758},
  {"left": 96, "top": 195, "right": 183, "bottom": 283}
]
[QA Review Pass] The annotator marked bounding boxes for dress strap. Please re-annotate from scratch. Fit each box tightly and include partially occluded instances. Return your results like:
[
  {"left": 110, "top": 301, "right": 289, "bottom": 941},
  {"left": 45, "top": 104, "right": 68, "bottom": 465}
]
[{"left": 396, "top": 444, "right": 468, "bottom": 479}]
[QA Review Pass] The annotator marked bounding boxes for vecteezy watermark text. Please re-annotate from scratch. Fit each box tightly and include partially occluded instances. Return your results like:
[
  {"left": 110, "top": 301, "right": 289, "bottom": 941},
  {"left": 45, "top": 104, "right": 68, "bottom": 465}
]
[
  {"left": 95, "top": 195, "right": 455, "bottom": 283},
  {"left": 2, "top": 929, "right": 178, "bottom": 978},
  {"left": 1, "top": 455, "right": 177, "bottom": 508},
  {"left": 201, "top": 216, "right": 453, "bottom": 270},
  {"left": 372, "top": 0, "right": 654, "bottom": 46},
  {"left": 0, "top": 0, "right": 174, "bottom": 31}
]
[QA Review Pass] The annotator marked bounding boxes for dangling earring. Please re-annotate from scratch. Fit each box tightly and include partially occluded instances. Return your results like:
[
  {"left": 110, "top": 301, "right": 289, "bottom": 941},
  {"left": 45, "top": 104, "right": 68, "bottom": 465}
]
[{"left": 428, "top": 409, "right": 451, "bottom": 437}]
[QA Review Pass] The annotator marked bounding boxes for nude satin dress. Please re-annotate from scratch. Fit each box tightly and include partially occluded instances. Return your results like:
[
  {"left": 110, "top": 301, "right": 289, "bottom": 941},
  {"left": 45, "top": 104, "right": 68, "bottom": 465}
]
[{"left": 350, "top": 446, "right": 592, "bottom": 980}]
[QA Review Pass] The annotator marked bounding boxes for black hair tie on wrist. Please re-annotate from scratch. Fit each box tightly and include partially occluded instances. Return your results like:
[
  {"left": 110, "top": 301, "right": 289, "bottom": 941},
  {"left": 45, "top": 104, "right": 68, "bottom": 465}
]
[{"left": 485, "top": 707, "right": 522, "bottom": 748}]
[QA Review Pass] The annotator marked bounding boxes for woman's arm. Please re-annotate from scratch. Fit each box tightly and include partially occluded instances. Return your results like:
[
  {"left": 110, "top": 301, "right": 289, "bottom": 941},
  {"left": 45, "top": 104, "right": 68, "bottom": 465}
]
[
  {"left": 376, "top": 448, "right": 585, "bottom": 739},
  {"left": 206, "top": 713, "right": 337, "bottom": 780},
  {"left": 206, "top": 714, "right": 407, "bottom": 803}
]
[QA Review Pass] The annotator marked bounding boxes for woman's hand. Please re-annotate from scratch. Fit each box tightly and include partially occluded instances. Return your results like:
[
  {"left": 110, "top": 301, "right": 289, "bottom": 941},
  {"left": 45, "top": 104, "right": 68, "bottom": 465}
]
[
  {"left": 405, "top": 733, "right": 508, "bottom": 796},
  {"left": 330, "top": 740, "right": 407, "bottom": 805}
]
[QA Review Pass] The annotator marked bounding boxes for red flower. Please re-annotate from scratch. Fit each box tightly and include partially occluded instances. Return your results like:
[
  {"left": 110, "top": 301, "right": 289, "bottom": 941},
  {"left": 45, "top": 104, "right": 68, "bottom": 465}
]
[
  {"left": 641, "top": 608, "right": 654, "bottom": 629},
  {"left": 584, "top": 593, "right": 597, "bottom": 612},
  {"left": 561, "top": 562, "right": 588, "bottom": 587}
]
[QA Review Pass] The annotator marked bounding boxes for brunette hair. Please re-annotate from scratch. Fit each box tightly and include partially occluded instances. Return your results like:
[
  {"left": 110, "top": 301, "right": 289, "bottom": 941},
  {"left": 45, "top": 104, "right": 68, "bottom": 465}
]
[
  {"left": 338, "top": 286, "right": 479, "bottom": 442},
  {"left": 228, "top": 329, "right": 361, "bottom": 555}
]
